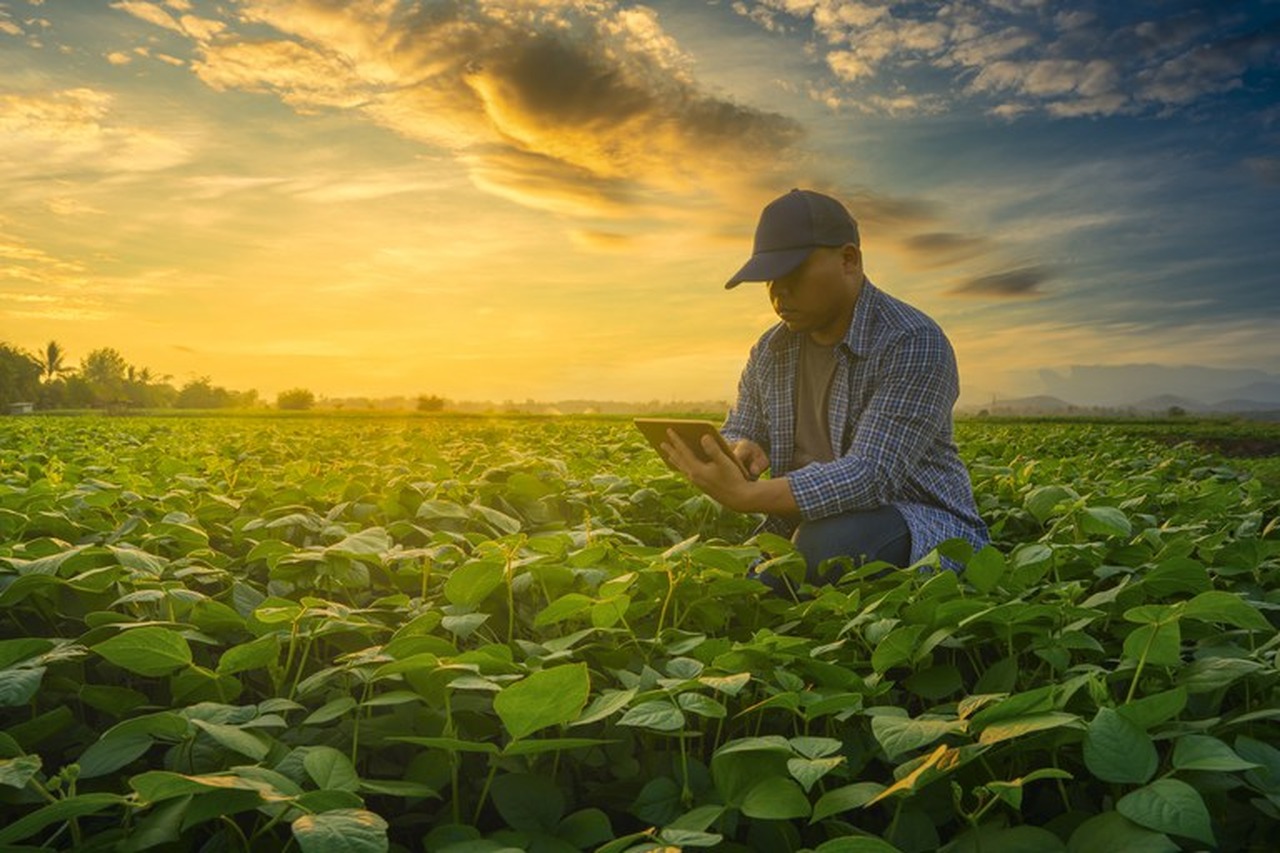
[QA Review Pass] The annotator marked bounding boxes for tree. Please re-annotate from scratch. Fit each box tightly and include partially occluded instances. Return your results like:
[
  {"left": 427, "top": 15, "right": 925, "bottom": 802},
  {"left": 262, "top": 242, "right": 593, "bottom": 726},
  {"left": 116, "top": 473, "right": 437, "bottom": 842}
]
[
  {"left": 36, "top": 341, "right": 69, "bottom": 383},
  {"left": 0, "top": 343, "right": 41, "bottom": 409},
  {"left": 277, "top": 388, "right": 315, "bottom": 411},
  {"left": 417, "top": 394, "right": 447, "bottom": 412},
  {"left": 80, "top": 347, "right": 129, "bottom": 408},
  {"left": 176, "top": 377, "right": 232, "bottom": 409}
]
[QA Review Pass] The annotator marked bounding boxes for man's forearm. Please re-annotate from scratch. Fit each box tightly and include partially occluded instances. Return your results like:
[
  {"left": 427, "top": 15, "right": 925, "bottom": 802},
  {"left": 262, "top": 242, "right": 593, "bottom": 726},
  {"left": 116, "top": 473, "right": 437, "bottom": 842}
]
[{"left": 730, "top": 475, "right": 800, "bottom": 518}]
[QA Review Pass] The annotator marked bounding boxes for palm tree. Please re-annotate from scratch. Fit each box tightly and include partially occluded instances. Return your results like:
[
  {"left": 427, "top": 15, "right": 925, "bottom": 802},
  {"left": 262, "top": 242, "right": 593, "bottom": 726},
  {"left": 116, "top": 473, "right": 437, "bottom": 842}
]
[{"left": 37, "top": 340, "right": 68, "bottom": 383}]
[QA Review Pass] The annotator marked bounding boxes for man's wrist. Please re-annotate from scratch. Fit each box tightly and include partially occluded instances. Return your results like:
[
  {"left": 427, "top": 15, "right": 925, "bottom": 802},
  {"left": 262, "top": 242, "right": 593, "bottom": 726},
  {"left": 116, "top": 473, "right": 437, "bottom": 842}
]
[{"left": 732, "top": 475, "right": 797, "bottom": 516}]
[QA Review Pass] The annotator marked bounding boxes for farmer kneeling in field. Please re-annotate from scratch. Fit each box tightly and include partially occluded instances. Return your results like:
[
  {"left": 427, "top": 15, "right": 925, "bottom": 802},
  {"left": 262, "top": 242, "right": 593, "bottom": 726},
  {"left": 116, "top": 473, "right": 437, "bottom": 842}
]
[{"left": 662, "top": 189, "right": 988, "bottom": 585}]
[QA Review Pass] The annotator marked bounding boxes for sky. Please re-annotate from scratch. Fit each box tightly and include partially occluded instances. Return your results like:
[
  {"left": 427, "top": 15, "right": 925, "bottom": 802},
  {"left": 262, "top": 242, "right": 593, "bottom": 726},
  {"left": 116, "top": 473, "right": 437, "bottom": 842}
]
[{"left": 1, "top": 0, "right": 1278, "bottom": 406}]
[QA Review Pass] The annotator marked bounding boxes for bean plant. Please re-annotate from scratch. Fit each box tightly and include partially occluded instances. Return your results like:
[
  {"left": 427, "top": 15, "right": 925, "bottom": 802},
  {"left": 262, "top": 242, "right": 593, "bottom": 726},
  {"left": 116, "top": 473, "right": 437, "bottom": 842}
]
[{"left": 0, "top": 415, "right": 1277, "bottom": 852}]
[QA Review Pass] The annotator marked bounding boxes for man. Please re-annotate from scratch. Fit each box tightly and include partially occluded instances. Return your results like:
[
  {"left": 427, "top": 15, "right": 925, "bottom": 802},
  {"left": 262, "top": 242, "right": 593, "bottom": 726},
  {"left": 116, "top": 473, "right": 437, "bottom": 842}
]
[{"left": 662, "top": 188, "right": 988, "bottom": 583}]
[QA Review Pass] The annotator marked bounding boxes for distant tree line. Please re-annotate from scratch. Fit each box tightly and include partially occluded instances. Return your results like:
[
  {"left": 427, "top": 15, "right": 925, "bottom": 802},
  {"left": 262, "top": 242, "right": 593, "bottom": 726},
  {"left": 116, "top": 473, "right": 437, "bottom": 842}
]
[
  {"left": 1, "top": 340, "right": 261, "bottom": 411},
  {"left": 0, "top": 341, "right": 457, "bottom": 414}
]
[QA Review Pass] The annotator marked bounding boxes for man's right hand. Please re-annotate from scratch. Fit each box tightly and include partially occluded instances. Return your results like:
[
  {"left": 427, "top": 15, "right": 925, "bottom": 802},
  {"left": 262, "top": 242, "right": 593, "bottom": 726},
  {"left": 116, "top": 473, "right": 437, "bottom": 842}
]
[{"left": 732, "top": 439, "right": 770, "bottom": 480}]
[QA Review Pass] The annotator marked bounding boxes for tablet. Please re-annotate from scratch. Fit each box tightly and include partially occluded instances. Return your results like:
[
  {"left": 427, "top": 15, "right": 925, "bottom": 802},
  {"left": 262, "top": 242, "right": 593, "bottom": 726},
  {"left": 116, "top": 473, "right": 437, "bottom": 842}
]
[{"left": 633, "top": 418, "right": 750, "bottom": 478}]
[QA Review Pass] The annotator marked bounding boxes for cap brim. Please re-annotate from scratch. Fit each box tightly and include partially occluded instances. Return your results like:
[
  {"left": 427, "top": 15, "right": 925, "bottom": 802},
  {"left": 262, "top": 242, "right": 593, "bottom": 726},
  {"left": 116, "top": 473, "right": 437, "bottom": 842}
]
[{"left": 724, "top": 247, "right": 813, "bottom": 289}]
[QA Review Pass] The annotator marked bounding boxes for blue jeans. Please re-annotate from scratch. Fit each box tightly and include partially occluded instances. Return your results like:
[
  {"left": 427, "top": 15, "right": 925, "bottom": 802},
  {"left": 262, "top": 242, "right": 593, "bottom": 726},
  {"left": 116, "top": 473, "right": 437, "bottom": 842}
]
[{"left": 754, "top": 506, "right": 912, "bottom": 591}]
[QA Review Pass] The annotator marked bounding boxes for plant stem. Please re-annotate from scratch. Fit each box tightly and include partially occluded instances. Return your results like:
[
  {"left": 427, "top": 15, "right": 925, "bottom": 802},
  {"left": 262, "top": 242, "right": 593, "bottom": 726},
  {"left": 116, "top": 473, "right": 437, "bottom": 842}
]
[{"left": 472, "top": 760, "right": 500, "bottom": 825}]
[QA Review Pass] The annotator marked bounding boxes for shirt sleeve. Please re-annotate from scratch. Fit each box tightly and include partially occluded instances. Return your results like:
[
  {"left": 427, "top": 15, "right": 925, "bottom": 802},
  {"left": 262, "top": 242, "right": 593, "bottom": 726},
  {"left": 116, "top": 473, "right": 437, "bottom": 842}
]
[
  {"left": 785, "top": 323, "right": 957, "bottom": 519},
  {"left": 721, "top": 336, "right": 771, "bottom": 456}
]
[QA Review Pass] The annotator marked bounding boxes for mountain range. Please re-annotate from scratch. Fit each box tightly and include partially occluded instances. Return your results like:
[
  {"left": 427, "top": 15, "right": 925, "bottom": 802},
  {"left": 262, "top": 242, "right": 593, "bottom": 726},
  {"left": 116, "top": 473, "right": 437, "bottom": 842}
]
[{"left": 967, "top": 366, "right": 1280, "bottom": 417}]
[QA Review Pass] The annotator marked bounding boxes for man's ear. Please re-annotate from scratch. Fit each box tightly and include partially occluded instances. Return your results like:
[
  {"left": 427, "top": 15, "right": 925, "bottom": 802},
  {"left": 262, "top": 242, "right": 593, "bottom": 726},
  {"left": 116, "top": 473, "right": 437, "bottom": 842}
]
[{"left": 841, "top": 243, "right": 862, "bottom": 273}]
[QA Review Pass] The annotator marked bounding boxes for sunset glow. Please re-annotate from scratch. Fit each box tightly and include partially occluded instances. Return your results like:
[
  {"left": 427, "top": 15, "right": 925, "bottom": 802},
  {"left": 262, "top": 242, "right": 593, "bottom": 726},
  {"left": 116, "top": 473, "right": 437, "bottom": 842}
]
[{"left": 2, "top": 1, "right": 1278, "bottom": 406}]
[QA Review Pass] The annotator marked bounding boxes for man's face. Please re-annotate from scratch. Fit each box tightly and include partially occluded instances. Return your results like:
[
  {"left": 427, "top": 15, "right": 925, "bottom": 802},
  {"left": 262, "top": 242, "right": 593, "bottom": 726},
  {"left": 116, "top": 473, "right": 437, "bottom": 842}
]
[{"left": 766, "top": 245, "right": 862, "bottom": 341}]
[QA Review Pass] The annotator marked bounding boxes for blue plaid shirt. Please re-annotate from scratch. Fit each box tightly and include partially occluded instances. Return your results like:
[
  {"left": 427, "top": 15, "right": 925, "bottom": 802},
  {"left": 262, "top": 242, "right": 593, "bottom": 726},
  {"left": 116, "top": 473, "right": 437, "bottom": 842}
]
[{"left": 721, "top": 280, "right": 988, "bottom": 563}]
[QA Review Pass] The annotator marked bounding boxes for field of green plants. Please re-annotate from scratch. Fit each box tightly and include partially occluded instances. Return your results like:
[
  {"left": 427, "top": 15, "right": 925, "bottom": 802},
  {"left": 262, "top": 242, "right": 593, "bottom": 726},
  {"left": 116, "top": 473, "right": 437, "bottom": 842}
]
[{"left": 1, "top": 415, "right": 1278, "bottom": 852}]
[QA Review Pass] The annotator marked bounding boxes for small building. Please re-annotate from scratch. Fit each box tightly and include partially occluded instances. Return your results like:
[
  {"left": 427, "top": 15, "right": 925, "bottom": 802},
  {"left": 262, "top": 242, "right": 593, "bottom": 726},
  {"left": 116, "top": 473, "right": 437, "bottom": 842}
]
[{"left": 7, "top": 402, "right": 34, "bottom": 415}]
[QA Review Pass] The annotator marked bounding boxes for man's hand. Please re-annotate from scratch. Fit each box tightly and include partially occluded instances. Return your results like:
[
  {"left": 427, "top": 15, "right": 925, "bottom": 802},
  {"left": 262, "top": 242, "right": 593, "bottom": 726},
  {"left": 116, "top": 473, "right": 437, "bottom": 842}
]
[
  {"left": 732, "top": 438, "right": 770, "bottom": 479},
  {"left": 661, "top": 429, "right": 799, "bottom": 516}
]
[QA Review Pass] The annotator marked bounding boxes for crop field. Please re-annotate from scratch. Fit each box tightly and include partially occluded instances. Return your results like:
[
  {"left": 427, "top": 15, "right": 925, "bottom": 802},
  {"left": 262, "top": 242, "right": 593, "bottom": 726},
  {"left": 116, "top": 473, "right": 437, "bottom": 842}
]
[{"left": 0, "top": 415, "right": 1278, "bottom": 853}]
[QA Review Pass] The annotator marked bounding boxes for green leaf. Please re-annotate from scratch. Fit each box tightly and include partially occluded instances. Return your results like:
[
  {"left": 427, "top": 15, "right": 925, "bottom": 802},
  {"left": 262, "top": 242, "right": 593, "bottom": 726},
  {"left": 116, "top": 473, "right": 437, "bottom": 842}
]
[
  {"left": 291, "top": 808, "right": 389, "bottom": 853},
  {"left": 533, "top": 593, "right": 593, "bottom": 627},
  {"left": 1122, "top": 622, "right": 1181, "bottom": 667},
  {"left": 304, "top": 746, "right": 361, "bottom": 792},
  {"left": 558, "top": 807, "right": 613, "bottom": 848},
  {"left": 1171, "top": 735, "right": 1261, "bottom": 772},
  {"left": 78, "top": 732, "right": 153, "bottom": 779},
  {"left": 387, "top": 736, "right": 498, "bottom": 755},
  {"left": 1116, "top": 779, "right": 1214, "bottom": 846},
  {"left": 357, "top": 778, "right": 438, "bottom": 798},
  {"left": 871, "top": 715, "right": 965, "bottom": 760},
  {"left": 490, "top": 772, "right": 563, "bottom": 832},
  {"left": 1025, "top": 485, "right": 1075, "bottom": 522},
  {"left": 0, "top": 667, "right": 45, "bottom": 707},
  {"left": 493, "top": 663, "right": 590, "bottom": 740},
  {"left": 571, "top": 688, "right": 637, "bottom": 727},
  {"left": 740, "top": 776, "right": 810, "bottom": 820},
  {"left": 659, "top": 827, "right": 724, "bottom": 848},
  {"left": 0, "top": 638, "right": 54, "bottom": 670},
  {"left": 501, "top": 737, "right": 612, "bottom": 757},
  {"left": 93, "top": 626, "right": 192, "bottom": 676},
  {"left": 963, "top": 545, "right": 1006, "bottom": 593},
  {"left": 1178, "top": 657, "right": 1263, "bottom": 693},
  {"left": 1140, "top": 558, "right": 1211, "bottom": 597},
  {"left": 326, "top": 527, "right": 391, "bottom": 558},
  {"left": 977, "top": 712, "right": 1080, "bottom": 746},
  {"left": 676, "top": 692, "right": 727, "bottom": 719},
  {"left": 1078, "top": 505, "right": 1131, "bottom": 537},
  {"left": 871, "top": 624, "right": 925, "bottom": 673},
  {"left": 304, "top": 696, "right": 358, "bottom": 725},
  {"left": 1115, "top": 687, "right": 1187, "bottom": 730},
  {"left": 129, "top": 770, "right": 271, "bottom": 804},
  {"left": 813, "top": 838, "right": 904, "bottom": 853},
  {"left": 1182, "top": 590, "right": 1271, "bottom": 631},
  {"left": 0, "top": 792, "right": 126, "bottom": 844},
  {"left": 811, "top": 782, "right": 888, "bottom": 822},
  {"left": 0, "top": 754, "right": 41, "bottom": 789},
  {"left": 191, "top": 719, "right": 269, "bottom": 760},
  {"left": 217, "top": 633, "right": 281, "bottom": 675},
  {"left": 443, "top": 558, "right": 504, "bottom": 607},
  {"left": 1084, "top": 708, "right": 1158, "bottom": 784},
  {"left": 1066, "top": 811, "right": 1178, "bottom": 853},
  {"left": 617, "top": 700, "right": 685, "bottom": 732},
  {"left": 789, "top": 736, "right": 843, "bottom": 759},
  {"left": 943, "top": 825, "right": 1065, "bottom": 852},
  {"left": 787, "top": 756, "right": 844, "bottom": 792},
  {"left": 1236, "top": 735, "right": 1280, "bottom": 794},
  {"left": 591, "top": 594, "right": 630, "bottom": 629}
]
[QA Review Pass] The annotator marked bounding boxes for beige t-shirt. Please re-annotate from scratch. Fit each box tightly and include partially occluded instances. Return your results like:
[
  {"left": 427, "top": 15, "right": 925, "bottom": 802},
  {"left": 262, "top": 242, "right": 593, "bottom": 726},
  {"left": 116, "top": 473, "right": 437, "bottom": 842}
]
[{"left": 792, "top": 335, "right": 839, "bottom": 469}]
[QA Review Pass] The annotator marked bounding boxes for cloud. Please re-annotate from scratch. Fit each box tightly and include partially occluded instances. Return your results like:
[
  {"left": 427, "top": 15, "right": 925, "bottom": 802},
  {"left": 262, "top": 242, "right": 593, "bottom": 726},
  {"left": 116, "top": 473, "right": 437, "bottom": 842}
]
[
  {"left": 948, "top": 265, "right": 1052, "bottom": 297},
  {"left": 1245, "top": 156, "right": 1280, "bottom": 186},
  {"left": 0, "top": 88, "right": 194, "bottom": 176},
  {"left": 569, "top": 229, "right": 634, "bottom": 251},
  {"left": 900, "top": 232, "right": 992, "bottom": 267},
  {"left": 733, "top": 1, "right": 1280, "bottom": 119},
  {"left": 111, "top": 1, "right": 183, "bottom": 34},
  {"left": 139, "top": 0, "right": 802, "bottom": 222},
  {"left": 111, "top": 0, "right": 224, "bottom": 41},
  {"left": 1136, "top": 28, "right": 1279, "bottom": 107},
  {"left": 842, "top": 187, "right": 939, "bottom": 234}
]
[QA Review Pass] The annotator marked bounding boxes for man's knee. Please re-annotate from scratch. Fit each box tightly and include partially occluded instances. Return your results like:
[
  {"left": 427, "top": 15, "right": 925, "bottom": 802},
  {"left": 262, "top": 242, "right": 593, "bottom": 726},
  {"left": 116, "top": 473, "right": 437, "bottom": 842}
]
[{"left": 792, "top": 506, "right": 911, "bottom": 582}]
